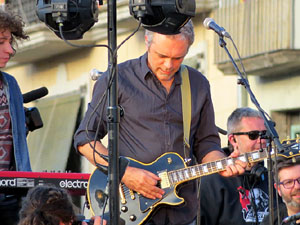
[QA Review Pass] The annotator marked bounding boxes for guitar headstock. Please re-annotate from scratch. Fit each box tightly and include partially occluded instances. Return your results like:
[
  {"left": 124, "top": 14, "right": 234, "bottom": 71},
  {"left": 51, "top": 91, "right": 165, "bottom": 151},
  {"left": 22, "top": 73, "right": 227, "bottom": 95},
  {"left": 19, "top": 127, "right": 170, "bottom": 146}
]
[{"left": 278, "top": 137, "right": 300, "bottom": 162}]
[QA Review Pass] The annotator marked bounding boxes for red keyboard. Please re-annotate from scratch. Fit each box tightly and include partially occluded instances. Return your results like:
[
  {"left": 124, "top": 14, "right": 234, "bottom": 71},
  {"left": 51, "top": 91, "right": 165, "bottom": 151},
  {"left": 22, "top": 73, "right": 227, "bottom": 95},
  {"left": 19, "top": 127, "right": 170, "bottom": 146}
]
[{"left": 0, "top": 171, "right": 90, "bottom": 196}]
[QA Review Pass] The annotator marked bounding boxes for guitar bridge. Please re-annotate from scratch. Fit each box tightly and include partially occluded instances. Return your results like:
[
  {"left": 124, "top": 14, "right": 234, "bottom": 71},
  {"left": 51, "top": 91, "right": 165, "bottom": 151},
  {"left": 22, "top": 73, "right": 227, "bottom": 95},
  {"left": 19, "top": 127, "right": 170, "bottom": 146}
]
[
  {"left": 129, "top": 189, "right": 135, "bottom": 200},
  {"left": 158, "top": 170, "right": 170, "bottom": 189}
]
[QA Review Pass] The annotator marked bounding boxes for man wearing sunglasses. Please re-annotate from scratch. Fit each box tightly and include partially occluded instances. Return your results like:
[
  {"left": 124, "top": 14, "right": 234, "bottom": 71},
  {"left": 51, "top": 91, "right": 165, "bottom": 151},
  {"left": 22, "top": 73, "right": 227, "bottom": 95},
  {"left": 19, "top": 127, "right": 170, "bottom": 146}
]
[
  {"left": 200, "top": 107, "right": 273, "bottom": 225},
  {"left": 261, "top": 154, "right": 300, "bottom": 225}
]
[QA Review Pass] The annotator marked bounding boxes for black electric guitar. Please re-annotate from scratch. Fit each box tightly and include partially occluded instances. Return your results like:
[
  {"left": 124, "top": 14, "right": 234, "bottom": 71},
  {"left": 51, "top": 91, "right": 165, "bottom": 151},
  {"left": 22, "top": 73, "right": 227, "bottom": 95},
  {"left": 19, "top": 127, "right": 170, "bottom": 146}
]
[{"left": 87, "top": 139, "right": 300, "bottom": 225}]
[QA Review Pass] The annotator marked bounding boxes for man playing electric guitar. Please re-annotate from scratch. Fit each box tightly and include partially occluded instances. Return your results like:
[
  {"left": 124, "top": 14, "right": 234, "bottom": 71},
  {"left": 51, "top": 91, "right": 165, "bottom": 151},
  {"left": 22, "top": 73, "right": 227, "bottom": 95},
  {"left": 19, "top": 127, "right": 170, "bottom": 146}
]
[{"left": 74, "top": 20, "right": 247, "bottom": 225}]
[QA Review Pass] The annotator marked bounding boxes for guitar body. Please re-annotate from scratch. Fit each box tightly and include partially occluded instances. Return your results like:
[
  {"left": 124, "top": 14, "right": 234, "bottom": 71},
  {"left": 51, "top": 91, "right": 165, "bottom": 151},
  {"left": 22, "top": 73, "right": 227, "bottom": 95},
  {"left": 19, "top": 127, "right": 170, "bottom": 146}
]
[
  {"left": 87, "top": 138, "right": 300, "bottom": 225},
  {"left": 87, "top": 152, "right": 187, "bottom": 225}
]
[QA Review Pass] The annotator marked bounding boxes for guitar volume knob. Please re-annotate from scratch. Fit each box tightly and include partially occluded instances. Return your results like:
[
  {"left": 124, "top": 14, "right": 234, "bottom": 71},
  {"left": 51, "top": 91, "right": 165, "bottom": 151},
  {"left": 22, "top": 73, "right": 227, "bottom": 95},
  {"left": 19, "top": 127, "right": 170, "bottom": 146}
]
[
  {"left": 129, "top": 215, "right": 136, "bottom": 221},
  {"left": 121, "top": 206, "right": 128, "bottom": 212}
]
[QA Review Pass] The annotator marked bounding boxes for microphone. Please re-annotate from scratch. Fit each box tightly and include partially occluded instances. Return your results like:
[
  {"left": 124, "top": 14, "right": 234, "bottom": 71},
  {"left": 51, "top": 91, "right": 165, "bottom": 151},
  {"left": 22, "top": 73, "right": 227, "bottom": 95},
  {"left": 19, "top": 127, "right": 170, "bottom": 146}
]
[
  {"left": 23, "top": 87, "right": 48, "bottom": 103},
  {"left": 89, "top": 69, "right": 103, "bottom": 81},
  {"left": 282, "top": 212, "right": 300, "bottom": 224},
  {"left": 203, "top": 18, "right": 230, "bottom": 38}
]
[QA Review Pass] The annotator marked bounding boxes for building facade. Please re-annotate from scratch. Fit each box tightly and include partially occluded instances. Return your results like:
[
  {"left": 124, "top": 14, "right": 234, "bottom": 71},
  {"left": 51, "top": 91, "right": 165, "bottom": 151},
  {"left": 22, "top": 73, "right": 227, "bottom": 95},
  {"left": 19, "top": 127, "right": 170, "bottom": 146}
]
[{"left": 3, "top": 0, "right": 300, "bottom": 174}]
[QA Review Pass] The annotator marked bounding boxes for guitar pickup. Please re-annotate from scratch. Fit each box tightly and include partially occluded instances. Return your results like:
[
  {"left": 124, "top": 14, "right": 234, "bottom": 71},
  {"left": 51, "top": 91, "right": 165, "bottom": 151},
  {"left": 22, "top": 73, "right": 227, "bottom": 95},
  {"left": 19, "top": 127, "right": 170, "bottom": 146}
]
[{"left": 158, "top": 170, "right": 170, "bottom": 189}]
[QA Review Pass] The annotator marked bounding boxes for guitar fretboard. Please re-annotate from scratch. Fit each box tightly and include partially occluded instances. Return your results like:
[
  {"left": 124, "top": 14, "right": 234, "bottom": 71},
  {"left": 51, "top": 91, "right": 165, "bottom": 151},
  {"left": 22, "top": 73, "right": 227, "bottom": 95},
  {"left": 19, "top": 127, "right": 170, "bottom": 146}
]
[{"left": 168, "top": 149, "right": 269, "bottom": 185}]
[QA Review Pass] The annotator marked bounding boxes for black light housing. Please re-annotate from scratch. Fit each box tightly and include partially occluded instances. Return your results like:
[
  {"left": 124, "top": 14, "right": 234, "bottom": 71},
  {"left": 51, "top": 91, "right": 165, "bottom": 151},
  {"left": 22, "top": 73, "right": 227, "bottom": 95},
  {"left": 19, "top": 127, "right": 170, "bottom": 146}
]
[
  {"left": 36, "top": 0, "right": 99, "bottom": 40},
  {"left": 129, "top": 0, "right": 195, "bottom": 35}
]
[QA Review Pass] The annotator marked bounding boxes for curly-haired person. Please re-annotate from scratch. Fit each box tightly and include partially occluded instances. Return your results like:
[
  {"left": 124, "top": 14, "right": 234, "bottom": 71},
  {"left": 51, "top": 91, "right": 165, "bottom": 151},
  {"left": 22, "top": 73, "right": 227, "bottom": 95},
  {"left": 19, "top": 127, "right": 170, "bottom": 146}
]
[
  {"left": 0, "top": 7, "right": 28, "bottom": 59},
  {"left": 0, "top": 7, "right": 31, "bottom": 225},
  {"left": 18, "top": 186, "right": 107, "bottom": 225}
]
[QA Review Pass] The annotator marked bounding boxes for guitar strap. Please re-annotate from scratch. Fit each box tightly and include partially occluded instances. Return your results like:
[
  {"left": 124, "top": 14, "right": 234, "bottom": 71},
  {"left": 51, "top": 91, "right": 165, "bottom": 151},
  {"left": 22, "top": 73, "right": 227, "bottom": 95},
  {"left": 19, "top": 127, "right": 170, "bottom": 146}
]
[
  {"left": 180, "top": 65, "right": 192, "bottom": 163},
  {"left": 181, "top": 66, "right": 203, "bottom": 225}
]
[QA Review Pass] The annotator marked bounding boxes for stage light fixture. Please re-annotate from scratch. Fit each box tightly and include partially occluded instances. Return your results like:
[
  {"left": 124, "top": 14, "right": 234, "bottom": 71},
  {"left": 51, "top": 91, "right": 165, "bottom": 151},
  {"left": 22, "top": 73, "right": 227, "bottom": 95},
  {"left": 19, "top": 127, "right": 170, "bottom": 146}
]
[
  {"left": 129, "top": 0, "right": 195, "bottom": 35},
  {"left": 36, "top": 0, "right": 99, "bottom": 40}
]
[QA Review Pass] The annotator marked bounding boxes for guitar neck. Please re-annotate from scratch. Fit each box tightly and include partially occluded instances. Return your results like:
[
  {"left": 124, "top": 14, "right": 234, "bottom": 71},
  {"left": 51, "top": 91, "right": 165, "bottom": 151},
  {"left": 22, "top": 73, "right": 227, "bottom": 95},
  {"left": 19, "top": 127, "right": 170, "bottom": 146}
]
[{"left": 168, "top": 148, "right": 269, "bottom": 185}]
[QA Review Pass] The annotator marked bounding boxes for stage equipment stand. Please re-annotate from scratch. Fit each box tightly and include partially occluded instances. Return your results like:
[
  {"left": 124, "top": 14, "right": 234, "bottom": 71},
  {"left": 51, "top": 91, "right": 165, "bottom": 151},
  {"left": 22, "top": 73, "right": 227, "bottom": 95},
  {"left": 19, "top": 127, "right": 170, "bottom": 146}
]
[
  {"left": 107, "top": 0, "right": 121, "bottom": 224},
  {"left": 218, "top": 36, "right": 285, "bottom": 225}
]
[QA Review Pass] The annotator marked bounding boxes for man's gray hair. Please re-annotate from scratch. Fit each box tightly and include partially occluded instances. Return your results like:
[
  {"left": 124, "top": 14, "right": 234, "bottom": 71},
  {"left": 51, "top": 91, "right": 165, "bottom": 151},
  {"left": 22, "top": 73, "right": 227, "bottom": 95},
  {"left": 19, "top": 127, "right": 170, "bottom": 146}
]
[
  {"left": 145, "top": 19, "right": 194, "bottom": 47},
  {"left": 227, "top": 107, "right": 262, "bottom": 134}
]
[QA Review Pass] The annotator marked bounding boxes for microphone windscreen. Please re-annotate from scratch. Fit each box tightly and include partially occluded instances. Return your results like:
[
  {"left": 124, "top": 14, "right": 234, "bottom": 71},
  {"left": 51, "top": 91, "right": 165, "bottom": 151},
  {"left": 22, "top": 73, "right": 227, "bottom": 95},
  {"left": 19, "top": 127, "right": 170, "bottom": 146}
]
[
  {"left": 203, "top": 17, "right": 214, "bottom": 29},
  {"left": 23, "top": 87, "right": 48, "bottom": 103}
]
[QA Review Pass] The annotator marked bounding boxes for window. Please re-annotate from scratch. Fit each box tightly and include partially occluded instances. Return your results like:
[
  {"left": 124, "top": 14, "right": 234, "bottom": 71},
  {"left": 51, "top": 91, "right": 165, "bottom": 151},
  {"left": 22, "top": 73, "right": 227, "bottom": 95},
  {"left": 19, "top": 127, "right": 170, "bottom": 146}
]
[{"left": 271, "top": 109, "right": 300, "bottom": 141}]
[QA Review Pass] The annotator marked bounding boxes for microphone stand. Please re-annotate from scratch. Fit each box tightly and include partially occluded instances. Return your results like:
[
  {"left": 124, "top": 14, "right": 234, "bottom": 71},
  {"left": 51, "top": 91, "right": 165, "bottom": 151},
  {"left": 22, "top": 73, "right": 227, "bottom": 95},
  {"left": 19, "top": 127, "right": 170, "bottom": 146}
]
[
  {"left": 218, "top": 36, "right": 285, "bottom": 225},
  {"left": 107, "top": 0, "right": 120, "bottom": 225}
]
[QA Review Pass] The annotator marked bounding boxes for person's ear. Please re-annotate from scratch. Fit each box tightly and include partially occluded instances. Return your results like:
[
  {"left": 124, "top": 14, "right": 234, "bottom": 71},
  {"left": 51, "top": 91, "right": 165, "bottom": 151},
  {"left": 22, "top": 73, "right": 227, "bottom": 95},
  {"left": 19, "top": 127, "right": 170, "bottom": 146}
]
[
  {"left": 274, "top": 182, "right": 282, "bottom": 197},
  {"left": 145, "top": 35, "right": 149, "bottom": 48},
  {"left": 228, "top": 134, "right": 237, "bottom": 144},
  {"left": 145, "top": 35, "right": 148, "bottom": 47}
]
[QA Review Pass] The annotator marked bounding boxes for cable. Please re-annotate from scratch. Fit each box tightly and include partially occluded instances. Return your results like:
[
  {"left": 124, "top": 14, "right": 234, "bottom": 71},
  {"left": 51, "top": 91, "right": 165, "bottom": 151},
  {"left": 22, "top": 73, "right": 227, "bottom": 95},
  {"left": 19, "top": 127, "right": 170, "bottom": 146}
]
[
  {"left": 113, "top": 19, "right": 142, "bottom": 57},
  {"left": 227, "top": 36, "right": 272, "bottom": 122},
  {"left": 100, "top": 196, "right": 108, "bottom": 225},
  {"left": 58, "top": 22, "right": 113, "bottom": 55},
  {"left": 68, "top": 19, "right": 142, "bottom": 169},
  {"left": 57, "top": 18, "right": 142, "bottom": 221},
  {"left": 86, "top": 21, "right": 143, "bottom": 168},
  {"left": 228, "top": 36, "right": 247, "bottom": 80},
  {"left": 54, "top": 8, "right": 142, "bottom": 225},
  {"left": 244, "top": 175, "right": 259, "bottom": 225}
]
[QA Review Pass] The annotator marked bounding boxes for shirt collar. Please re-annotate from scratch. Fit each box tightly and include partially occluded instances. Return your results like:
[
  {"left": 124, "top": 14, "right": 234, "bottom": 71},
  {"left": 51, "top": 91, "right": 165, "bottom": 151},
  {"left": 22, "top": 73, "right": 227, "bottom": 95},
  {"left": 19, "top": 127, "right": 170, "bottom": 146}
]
[
  {"left": 140, "top": 52, "right": 182, "bottom": 85},
  {"left": 140, "top": 53, "right": 151, "bottom": 79}
]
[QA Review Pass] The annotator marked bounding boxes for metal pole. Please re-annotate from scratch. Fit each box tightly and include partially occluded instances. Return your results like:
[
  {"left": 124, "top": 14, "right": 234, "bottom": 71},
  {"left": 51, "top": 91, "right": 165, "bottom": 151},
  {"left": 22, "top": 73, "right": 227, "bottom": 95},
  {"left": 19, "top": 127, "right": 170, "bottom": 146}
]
[{"left": 107, "top": 0, "right": 120, "bottom": 224}]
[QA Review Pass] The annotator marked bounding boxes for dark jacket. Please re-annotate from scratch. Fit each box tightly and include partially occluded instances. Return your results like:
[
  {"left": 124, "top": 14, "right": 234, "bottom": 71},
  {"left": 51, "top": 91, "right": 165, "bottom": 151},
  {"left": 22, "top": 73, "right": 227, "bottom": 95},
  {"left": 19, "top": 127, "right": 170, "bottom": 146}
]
[{"left": 200, "top": 164, "right": 273, "bottom": 225}]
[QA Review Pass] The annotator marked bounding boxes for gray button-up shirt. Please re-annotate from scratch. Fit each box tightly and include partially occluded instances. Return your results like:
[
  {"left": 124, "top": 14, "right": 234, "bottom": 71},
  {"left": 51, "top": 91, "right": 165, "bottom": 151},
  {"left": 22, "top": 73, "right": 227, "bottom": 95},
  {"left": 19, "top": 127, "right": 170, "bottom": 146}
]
[{"left": 74, "top": 53, "right": 222, "bottom": 224}]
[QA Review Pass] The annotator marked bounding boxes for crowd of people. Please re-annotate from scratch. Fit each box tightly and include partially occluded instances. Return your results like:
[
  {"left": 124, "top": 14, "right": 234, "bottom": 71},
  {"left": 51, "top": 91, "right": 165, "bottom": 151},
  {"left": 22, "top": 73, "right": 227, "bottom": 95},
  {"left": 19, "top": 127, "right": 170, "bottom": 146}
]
[{"left": 1, "top": 5, "right": 300, "bottom": 225}]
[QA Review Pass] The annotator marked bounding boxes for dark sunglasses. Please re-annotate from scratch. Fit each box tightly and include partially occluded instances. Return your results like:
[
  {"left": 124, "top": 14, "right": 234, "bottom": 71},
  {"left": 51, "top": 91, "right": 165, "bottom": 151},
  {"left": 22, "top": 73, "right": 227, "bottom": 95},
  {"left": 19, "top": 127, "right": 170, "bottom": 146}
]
[{"left": 231, "top": 130, "right": 267, "bottom": 140}]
